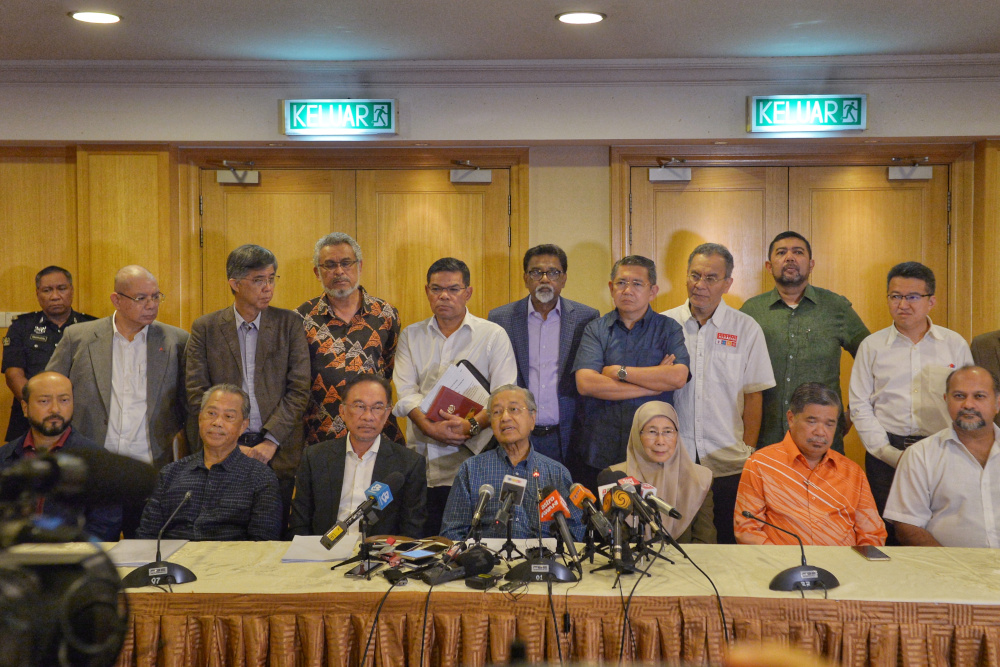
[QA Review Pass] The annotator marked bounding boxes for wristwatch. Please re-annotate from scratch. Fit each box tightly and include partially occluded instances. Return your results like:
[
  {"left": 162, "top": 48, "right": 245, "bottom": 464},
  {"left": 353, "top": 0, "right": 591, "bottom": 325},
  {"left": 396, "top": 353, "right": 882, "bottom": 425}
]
[
  {"left": 468, "top": 417, "right": 482, "bottom": 436},
  {"left": 617, "top": 365, "right": 628, "bottom": 382}
]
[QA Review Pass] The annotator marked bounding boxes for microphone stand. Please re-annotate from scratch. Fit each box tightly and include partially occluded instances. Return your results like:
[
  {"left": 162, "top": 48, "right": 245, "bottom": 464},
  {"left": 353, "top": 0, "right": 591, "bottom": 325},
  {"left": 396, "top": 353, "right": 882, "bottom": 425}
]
[
  {"left": 497, "top": 512, "right": 526, "bottom": 562},
  {"left": 331, "top": 513, "right": 380, "bottom": 579},
  {"left": 590, "top": 512, "right": 638, "bottom": 577},
  {"left": 741, "top": 511, "right": 840, "bottom": 592}
]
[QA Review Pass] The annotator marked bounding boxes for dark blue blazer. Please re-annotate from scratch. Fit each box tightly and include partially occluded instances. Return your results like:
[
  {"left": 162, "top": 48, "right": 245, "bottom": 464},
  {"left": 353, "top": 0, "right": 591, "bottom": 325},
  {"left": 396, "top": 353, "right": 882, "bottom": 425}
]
[
  {"left": 0, "top": 428, "right": 121, "bottom": 541},
  {"left": 488, "top": 296, "right": 600, "bottom": 457}
]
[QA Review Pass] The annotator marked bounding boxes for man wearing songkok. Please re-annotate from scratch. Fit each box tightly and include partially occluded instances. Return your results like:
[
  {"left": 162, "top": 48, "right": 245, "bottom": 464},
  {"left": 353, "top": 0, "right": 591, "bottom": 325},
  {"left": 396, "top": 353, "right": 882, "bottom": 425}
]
[
  {"left": 289, "top": 373, "right": 426, "bottom": 538},
  {"left": 137, "top": 384, "right": 281, "bottom": 541},
  {"left": 609, "top": 401, "right": 715, "bottom": 543},
  {"left": 735, "top": 382, "right": 887, "bottom": 546},
  {"left": 884, "top": 365, "right": 1000, "bottom": 547},
  {"left": 663, "top": 242, "right": 774, "bottom": 544},
  {"left": 441, "top": 385, "right": 584, "bottom": 541}
]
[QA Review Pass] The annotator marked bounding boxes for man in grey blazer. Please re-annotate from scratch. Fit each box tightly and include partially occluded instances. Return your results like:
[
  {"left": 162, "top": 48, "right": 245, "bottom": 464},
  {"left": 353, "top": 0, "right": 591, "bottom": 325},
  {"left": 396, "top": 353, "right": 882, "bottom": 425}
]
[
  {"left": 47, "top": 265, "right": 187, "bottom": 537},
  {"left": 488, "top": 244, "right": 599, "bottom": 464},
  {"left": 289, "top": 373, "right": 426, "bottom": 538},
  {"left": 185, "top": 244, "right": 310, "bottom": 524}
]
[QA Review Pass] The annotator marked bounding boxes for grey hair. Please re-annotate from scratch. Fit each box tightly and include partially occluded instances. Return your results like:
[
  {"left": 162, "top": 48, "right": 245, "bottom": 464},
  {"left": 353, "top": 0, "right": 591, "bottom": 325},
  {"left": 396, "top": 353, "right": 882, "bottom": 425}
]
[
  {"left": 688, "top": 243, "right": 735, "bottom": 279},
  {"left": 200, "top": 384, "right": 251, "bottom": 419},
  {"left": 788, "top": 382, "right": 842, "bottom": 417},
  {"left": 314, "top": 232, "right": 363, "bottom": 266},
  {"left": 488, "top": 384, "right": 537, "bottom": 414},
  {"left": 226, "top": 244, "right": 277, "bottom": 281}
]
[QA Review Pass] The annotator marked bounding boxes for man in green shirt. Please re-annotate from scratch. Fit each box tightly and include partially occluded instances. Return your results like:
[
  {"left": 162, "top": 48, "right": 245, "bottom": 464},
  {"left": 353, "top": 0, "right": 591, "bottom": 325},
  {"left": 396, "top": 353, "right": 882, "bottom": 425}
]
[{"left": 740, "top": 232, "right": 870, "bottom": 454}]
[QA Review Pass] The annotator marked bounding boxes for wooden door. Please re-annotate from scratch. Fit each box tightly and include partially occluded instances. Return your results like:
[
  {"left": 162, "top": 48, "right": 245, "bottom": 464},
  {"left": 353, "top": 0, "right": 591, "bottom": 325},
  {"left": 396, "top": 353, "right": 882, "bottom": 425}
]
[
  {"left": 356, "top": 169, "right": 511, "bottom": 328},
  {"left": 629, "top": 166, "right": 789, "bottom": 312}
]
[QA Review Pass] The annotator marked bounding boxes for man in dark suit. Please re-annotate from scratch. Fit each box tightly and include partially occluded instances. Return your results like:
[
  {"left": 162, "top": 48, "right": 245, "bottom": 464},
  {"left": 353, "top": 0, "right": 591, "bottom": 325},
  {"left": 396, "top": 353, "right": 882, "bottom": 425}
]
[
  {"left": 971, "top": 329, "right": 1000, "bottom": 425},
  {"left": 185, "top": 244, "right": 311, "bottom": 525},
  {"left": 488, "top": 244, "right": 599, "bottom": 464},
  {"left": 47, "top": 265, "right": 187, "bottom": 537},
  {"left": 288, "top": 373, "right": 426, "bottom": 538}
]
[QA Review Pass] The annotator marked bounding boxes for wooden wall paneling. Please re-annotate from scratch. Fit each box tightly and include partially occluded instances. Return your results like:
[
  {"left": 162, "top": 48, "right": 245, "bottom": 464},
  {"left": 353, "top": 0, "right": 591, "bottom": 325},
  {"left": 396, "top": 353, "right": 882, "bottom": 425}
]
[
  {"left": 972, "top": 141, "right": 1000, "bottom": 338},
  {"left": 949, "top": 146, "right": 976, "bottom": 340},
  {"left": 178, "top": 161, "right": 202, "bottom": 330},
  {"left": 510, "top": 159, "right": 530, "bottom": 301}
]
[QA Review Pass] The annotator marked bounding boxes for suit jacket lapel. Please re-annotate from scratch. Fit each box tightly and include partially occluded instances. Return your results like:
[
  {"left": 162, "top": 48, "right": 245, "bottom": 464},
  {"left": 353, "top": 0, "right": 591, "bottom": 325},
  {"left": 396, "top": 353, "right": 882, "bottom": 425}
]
[
  {"left": 219, "top": 307, "right": 243, "bottom": 377},
  {"left": 511, "top": 297, "right": 530, "bottom": 385},
  {"left": 255, "top": 309, "right": 276, "bottom": 391},
  {"left": 557, "top": 298, "right": 576, "bottom": 377},
  {"left": 146, "top": 324, "right": 169, "bottom": 411},
  {"left": 325, "top": 439, "right": 347, "bottom": 519},
  {"left": 89, "top": 318, "right": 114, "bottom": 414}
]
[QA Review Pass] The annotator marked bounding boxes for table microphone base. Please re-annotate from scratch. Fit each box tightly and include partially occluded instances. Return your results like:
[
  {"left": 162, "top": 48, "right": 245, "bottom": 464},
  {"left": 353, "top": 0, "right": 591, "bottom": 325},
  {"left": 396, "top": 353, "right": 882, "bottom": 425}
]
[
  {"left": 769, "top": 565, "right": 839, "bottom": 592},
  {"left": 505, "top": 557, "right": 577, "bottom": 583},
  {"left": 121, "top": 561, "right": 197, "bottom": 588}
]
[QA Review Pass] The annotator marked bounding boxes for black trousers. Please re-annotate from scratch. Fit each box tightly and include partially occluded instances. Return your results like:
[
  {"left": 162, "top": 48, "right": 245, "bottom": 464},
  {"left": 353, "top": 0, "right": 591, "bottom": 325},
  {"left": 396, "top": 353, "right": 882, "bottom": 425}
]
[
  {"left": 424, "top": 486, "right": 452, "bottom": 538},
  {"left": 711, "top": 472, "right": 742, "bottom": 545}
]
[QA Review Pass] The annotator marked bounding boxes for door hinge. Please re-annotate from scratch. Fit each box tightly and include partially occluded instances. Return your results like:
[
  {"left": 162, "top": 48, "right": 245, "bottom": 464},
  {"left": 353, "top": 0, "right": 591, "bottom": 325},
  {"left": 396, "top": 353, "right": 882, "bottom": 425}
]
[
  {"left": 199, "top": 227, "right": 204, "bottom": 248},
  {"left": 508, "top": 196, "right": 511, "bottom": 217},
  {"left": 628, "top": 192, "right": 632, "bottom": 214},
  {"left": 628, "top": 223, "right": 633, "bottom": 249},
  {"left": 507, "top": 227, "right": 511, "bottom": 248},
  {"left": 946, "top": 222, "right": 951, "bottom": 245},
  {"left": 199, "top": 195, "right": 204, "bottom": 217},
  {"left": 947, "top": 191, "right": 951, "bottom": 213}
]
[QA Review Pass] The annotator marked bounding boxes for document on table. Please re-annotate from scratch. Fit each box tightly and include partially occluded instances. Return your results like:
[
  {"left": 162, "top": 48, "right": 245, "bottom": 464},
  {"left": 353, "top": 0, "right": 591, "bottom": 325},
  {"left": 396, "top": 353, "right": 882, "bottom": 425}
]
[
  {"left": 107, "top": 539, "right": 189, "bottom": 566},
  {"left": 281, "top": 535, "right": 359, "bottom": 563}
]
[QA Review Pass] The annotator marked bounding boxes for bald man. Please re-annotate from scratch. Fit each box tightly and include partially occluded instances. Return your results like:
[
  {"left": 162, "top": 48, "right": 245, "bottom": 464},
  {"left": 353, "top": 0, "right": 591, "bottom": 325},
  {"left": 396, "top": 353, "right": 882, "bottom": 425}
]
[
  {"left": 47, "top": 265, "right": 188, "bottom": 536},
  {"left": 0, "top": 372, "right": 120, "bottom": 540}
]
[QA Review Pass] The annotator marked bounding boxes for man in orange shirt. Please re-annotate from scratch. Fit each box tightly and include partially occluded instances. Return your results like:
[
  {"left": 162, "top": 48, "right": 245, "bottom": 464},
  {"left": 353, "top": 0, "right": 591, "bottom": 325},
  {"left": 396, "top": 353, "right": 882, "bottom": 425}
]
[{"left": 734, "top": 382, "right": 886, "bottom": 546}]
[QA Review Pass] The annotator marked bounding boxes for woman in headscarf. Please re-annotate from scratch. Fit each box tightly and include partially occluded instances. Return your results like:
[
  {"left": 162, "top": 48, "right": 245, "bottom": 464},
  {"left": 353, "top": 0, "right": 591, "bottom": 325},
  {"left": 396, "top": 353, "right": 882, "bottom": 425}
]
[{"left": 609, "top": 401, "right": 716, "bottom": 543}]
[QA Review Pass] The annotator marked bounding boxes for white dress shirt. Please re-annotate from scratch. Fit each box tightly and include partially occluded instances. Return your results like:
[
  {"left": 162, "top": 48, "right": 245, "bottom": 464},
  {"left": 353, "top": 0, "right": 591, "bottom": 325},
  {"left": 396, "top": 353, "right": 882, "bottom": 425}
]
[
  {"left": 849, "top": 320, "right": 973, "bottom": 467},
  {"left": 392, "top": 310, "right": 517, "bottom": 487},
  {"left": 884, "top": 425, "right": 1000, "bottom": 548},
  {"left": 663, "top": 300, "right": 775, "bottom": 477},
  {"left": 337, "top": 434, "right": 381, "bottom": 537},
  {"left": 106, "top": 312, "right": 151, "bottom": 463}
]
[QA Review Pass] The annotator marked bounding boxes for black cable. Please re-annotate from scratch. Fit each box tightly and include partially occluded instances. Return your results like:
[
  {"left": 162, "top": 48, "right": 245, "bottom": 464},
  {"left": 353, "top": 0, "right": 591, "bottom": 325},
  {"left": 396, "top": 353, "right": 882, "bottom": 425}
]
[
  {"left": 546, "top": 578, "right": 563, "bottom": 665},
  {"left": 619, "top": 541, "right": 662, "bottom": 664},
  {"left": 679, "top": 548, "right": 730, "bottom": 644},
  {"left": 418, "top": 582, "right": 435, "bottom": 667},
  {"left": 363, "top": 580, "right": 400, "bottom": 666}
]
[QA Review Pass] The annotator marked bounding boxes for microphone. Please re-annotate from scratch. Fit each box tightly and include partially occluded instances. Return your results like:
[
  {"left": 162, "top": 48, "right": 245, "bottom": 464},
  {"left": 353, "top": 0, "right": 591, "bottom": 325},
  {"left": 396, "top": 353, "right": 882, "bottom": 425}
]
[
  {"left": 321, "top": 472, "right": 404, "bottom": 549},
  {"left": 121, "top": 491, "right": 197, "bottom": 588},
  {"left": 569, "top": 483, "right": 613, "bottom": 542},
  {"left": 469, "top": 483, "right": 494, "bottom": 530},
  {"left": 638, "top": 482, "right": 683, "bottom": 520},
  {"left": 601, "top": 487, "right": 633, "bottom": 566},
  {"left": 493, "top": 474, "right": 527, "bottom": 526},
  {"left": 740, "top": 511, "right": 840, "bottom": 591},
  {"left": 538, "top": 486, "right": 580, "bottom": 567},
  {"left": 615, "top": 476, "right": 662, "bottom": 536}
]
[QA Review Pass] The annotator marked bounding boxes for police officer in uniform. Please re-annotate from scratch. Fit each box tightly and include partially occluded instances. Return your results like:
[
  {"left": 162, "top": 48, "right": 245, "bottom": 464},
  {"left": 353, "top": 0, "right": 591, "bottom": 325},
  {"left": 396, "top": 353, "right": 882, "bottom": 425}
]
[{"left": 2, "top": 266, "right": 95, "bottom": 441}]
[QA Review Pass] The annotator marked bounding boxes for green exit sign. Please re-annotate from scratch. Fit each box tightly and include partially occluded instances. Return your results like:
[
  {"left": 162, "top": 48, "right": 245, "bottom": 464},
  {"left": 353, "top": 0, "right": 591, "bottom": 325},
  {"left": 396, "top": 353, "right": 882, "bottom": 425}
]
[
  {"left": 748, "top": 95, "right": 866, "bottom": 133},
  {"left": 282, "top": 99, "right": 397, "bottom": 136}
]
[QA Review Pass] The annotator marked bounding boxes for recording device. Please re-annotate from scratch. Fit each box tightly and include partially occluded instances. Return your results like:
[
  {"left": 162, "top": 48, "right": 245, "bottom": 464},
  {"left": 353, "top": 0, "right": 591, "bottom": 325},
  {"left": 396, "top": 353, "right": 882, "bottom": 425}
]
[
  {"left": 569, "top": 482, "right": 613, "bottom": 542},
  {"left": 852, "top": 544, "right": 890, "bottom": 561},
  {"left": 469, "top": 483, "right": 494, "bottom": 530},
  {"left": 493, "top": 474, "right": 527, "bottom": 525},
  {"left": 321, "top": 472, "right": 403, "bottom": 549},
  {"left": 638, "top": 482, "right": 683, "bottom": 520},
  {"left": 120, "top": 491, "right": 197, "bottom": 588},
  {"left": 741, "top": 511, "right": 840, "bottom": 591}
]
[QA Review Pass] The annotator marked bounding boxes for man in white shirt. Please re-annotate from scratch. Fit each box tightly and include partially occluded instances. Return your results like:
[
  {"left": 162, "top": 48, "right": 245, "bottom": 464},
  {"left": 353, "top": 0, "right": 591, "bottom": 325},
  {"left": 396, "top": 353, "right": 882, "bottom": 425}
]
[
  {"left": 663, "top": 243, "right": 775, "bottom": 544},
  {"left": 849, "top": 261, "right": 973, "bottom": 542},
  {"left": 392, "top": 257, "right": 517, "bottom": 536},
  {"left": 884, "top": 365, "right": 1000, "bottom": 547},
  {"left": 47, "top": 265, "right": 188, "bottom": 537}
]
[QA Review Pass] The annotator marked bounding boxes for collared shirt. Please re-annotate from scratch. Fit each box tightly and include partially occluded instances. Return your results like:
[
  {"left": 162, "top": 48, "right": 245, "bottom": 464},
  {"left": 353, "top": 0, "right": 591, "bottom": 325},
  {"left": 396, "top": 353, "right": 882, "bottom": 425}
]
[
  {"left": 664, "top": 300, "right": 775, "bottom": 477},
  {"left": 734, "top": 433, "right": 887, "bottom": 546},
  {"left": 740, "top": 285, "right": 869, "bottom": 450},
  {"left": 297, "top": 287, "right": 404, "bottom": 445},
  {"left": 337, "top": 434, "right": 382, "bottom": 536},
  {"left": 21, "top": 426, "right": 73, "bottom": 456},
  {"left": 884, "top": 426, "right": 1000, "bottom": 548},
  {"left": 527, "top": 297, "right": 561, "bottom": 426},
  {"left": 393, "top": 310, "right": 517, "bottom": 487},
  {"left": 440, "top": 444, "right": 585, "bottom": 541},
  {"left": 107, "top": 312, "right": 151, "bottom": 463},
  {"left": 234, "top": 307, "right": 267, "bottom": 435},
  {"left": 849, "top": 320, "right": 973, "bottom": 467},
  {"left": 2, "top": 309, "right": 96, "bottom": 377},
  {"left": 136, "top": 446, "right": 282, "bottom": 541},
  {"left": 571, "top": 306, "right": 690, "bottom": 469}
]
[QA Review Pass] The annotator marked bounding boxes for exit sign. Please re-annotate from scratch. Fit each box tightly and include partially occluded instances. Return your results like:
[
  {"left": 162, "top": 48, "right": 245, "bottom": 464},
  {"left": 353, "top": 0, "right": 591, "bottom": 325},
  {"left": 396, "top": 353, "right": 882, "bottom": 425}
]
[
  {"left": 748, "top": 95, "right": 866, "bottom": 132},
  {"left": 282, "top": 99, "right": 397, "bottom": 136}
]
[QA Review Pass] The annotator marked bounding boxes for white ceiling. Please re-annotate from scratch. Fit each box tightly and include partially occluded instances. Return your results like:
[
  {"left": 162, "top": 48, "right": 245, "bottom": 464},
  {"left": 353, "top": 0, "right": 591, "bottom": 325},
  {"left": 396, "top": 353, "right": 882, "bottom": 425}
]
[{"left": 4, "top": 0, "right": 1000, "bottom": 63}]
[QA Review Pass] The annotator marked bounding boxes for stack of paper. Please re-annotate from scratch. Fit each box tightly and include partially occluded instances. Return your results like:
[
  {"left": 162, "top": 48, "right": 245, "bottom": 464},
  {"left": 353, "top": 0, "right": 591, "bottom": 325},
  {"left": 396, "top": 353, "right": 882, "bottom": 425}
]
[{"left": 420, "top": 362, "right": 490, "bottom": 422}]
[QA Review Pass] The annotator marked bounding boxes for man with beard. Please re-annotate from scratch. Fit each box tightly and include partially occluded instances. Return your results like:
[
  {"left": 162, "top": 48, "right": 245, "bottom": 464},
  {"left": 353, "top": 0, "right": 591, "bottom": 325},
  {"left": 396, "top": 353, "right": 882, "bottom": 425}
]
[
  {"left": 488, "top": 244, "right": 599, "bottom": 464},
  {"left": 0, "top": 372, "right": 120, "bottom": 540},
  {"left": 741, "top": 232, "right": 869, "bottom": 454},
  {"left": 296, "top": 233, "right": 404, "bottom": 446},
  {"left": 884, "top": 366, "right": 1000, "bottom": 547}
]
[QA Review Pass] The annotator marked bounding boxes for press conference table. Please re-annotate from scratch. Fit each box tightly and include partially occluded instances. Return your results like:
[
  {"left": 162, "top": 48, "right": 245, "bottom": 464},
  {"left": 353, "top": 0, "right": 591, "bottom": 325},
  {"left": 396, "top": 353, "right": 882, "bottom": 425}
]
[{"left": 92, "top": 541, "right": 1000, "bottom": 665}]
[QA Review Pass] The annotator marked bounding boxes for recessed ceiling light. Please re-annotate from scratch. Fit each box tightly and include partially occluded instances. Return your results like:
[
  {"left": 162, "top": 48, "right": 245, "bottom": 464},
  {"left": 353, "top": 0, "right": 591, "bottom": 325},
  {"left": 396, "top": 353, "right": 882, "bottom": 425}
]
[
  {"left": 556, "top": 12, "right": 605, "bottom": 24},
  {"left": 70, "top": 12, "right": 121, "bottom": 24}
]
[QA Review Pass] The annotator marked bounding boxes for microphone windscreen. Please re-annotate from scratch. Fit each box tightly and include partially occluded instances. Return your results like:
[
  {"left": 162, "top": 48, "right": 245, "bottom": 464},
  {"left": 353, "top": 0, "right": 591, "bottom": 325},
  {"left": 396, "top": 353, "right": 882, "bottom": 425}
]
[
  {"left": 385, "top": 471, "right": 405, "bottom": 494},
  {"left": 539, "top": 485, "right": 557, "bottom": 497},
  {"left": 51, "top": 448, "right": 157, "bottom": 506},
  {"left": 457, "top": 546, "right": 497, "bottom": 576},
  {"left": 596, "top": 468, "right": 626, "bottom": 488}
]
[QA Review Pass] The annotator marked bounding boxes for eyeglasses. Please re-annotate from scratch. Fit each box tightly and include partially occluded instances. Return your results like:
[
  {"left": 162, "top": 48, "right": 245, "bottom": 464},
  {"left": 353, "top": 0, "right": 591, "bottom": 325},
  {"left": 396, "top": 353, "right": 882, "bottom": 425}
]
[
  {"left": 243, "top": 275, "right": 280, "bottom": 288},
  {"left": 428, "top": 285, "right": 466, "bottom": 296},
  {"left": 527, "top": 269, "right": 564, "bottom": 280},
  {"left": 116, "top": 291, "right": 165, "bottom": 305},
  {"left": 345, "top": 402, "right": 389, "bottom": 418},
  {"left": 490, "top": 405, "right": 533, "bottom": 418},
  {"left": 687, "top": 273, "right": 725, "bottom": 286},
  {"left": 613, "top": 279, "right": 649, "bottom": 291},
  {"left": 887, "top": 293, "right": 932, "bottom": 304},
  {"left": 202, "top": 408, "right": 242, "bottom": 424},
  {"left": 318, "top": 259, "right": 359, "bottom": 272},
  {"left": 640, "top": 428, "right": 678, "bottom": 439}
]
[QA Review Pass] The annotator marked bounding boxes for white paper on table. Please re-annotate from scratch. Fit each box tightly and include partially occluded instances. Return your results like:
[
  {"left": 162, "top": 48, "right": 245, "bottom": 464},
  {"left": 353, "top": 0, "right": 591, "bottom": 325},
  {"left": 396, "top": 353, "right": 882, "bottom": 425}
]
[
  {"left": 281, "top": 535, "right": 359, "bottom": 563},
  {"left": 107, "top": 539, "right": 189, "bottom": 566}
]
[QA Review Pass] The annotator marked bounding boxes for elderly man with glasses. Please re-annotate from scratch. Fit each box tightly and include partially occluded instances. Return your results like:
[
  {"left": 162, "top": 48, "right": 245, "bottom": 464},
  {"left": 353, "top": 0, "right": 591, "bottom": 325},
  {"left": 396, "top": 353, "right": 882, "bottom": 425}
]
[{"left": 47, "top": 264, "right": 188, "bottom": 537}]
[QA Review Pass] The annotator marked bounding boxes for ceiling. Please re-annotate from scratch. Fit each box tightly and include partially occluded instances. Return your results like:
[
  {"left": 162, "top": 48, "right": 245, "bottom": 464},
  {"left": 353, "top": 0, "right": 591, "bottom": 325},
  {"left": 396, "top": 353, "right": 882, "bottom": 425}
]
[{"left": 4, "top": 0, "right": 1000, "bottom": 63}]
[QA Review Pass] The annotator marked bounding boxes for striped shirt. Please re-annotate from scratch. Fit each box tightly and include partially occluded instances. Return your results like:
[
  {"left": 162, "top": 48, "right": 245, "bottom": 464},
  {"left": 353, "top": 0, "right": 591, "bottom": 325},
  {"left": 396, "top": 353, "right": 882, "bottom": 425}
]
[{"left": 734, "top": 433, "right": 886, "bottom": 546}]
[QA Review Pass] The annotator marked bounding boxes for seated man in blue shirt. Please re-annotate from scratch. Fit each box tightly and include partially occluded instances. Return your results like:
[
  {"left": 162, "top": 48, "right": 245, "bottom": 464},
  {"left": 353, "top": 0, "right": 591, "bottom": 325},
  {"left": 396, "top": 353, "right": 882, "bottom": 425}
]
[
  {"left": 441, "top": 385, "right": 584, "bottom": 541},
  {"left": 137, "top": 384, "right": 282, "bottom": 541}
]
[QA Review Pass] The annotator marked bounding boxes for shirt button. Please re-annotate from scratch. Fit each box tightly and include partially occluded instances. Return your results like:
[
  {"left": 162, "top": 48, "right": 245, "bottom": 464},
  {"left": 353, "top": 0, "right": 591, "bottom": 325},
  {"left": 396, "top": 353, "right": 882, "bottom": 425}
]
[{"left": 786, "top": 378, "right": 791, "bottom": 382}]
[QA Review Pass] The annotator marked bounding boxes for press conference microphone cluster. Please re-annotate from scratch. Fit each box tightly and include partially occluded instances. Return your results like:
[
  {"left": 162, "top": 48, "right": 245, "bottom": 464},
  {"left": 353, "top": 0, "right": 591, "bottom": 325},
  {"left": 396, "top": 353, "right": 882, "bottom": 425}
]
[
  {"left": 321, "top": 472, "right": 404, "bottom": 549},
  {"left": 569, "top": 482, "right": 613, "bottom": 542},
  {"left": 539, "top": 485, "right": 581, "bottom": 569},
  {"left": 740, "top": 511, "right": 840, "bottom": 591}
]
